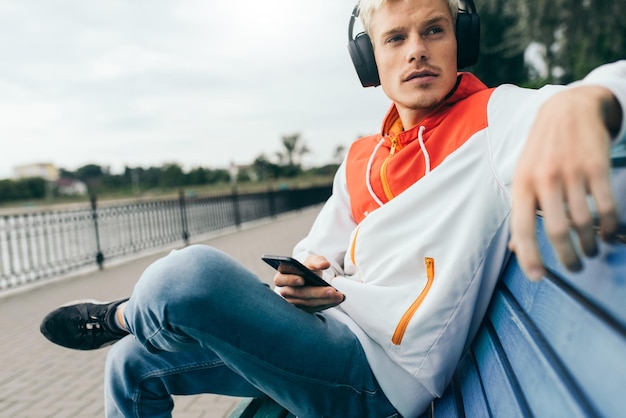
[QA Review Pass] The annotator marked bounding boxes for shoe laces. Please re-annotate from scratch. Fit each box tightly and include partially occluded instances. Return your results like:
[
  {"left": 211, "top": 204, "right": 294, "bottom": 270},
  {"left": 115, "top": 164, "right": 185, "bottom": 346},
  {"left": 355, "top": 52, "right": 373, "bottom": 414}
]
[{"left": 79, "top": 315, "right": 106, "bottom": 335}]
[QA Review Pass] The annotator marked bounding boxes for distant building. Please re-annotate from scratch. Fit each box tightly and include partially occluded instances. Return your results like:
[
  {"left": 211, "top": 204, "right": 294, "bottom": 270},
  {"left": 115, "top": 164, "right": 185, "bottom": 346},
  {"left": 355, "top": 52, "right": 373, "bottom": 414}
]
[
  {"left": 13, "top": 163, "right": 87, "bottom": 196},
  {"left": 230, "top": 162, "right": 258, "bottom": 183},
  {"left": 56, "top": 177, "right": 88, "bottom": 196},
  {"left": 13, "top": 163, "right": 59, "bottom": 182}
]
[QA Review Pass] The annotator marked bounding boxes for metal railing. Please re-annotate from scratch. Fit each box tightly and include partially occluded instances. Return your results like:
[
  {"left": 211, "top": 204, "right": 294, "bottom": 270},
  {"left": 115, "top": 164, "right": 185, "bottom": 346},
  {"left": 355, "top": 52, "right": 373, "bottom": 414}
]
[{"left": 0, "top": 184, "right": 331, "bottom": 291}]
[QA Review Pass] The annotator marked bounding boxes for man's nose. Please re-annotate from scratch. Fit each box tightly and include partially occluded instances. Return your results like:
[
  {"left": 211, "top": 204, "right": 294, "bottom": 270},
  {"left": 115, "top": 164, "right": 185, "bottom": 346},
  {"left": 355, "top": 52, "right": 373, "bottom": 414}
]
[{"left": 406, "top": 36, "right": 428, "bottom": 62}]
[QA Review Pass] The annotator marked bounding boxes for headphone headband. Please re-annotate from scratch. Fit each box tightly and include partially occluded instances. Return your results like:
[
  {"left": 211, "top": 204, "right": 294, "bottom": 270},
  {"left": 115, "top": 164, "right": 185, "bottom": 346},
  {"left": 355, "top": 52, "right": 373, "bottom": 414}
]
[
  {"left": 348, "top": 5, "right": 359, "bottom": 41},
  {"left": 348, "top": 0, "right": 481, "bottom": 88}
]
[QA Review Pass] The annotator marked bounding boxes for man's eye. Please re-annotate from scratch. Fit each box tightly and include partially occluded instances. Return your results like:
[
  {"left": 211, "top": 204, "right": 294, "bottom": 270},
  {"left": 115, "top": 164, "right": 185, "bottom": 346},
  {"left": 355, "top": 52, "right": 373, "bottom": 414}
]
[
  {"left": 426, "top": 27, "right": 444, "bottom": 35},
  {"left": 387, "top": 35, "right": 404, "bottom": 44}
]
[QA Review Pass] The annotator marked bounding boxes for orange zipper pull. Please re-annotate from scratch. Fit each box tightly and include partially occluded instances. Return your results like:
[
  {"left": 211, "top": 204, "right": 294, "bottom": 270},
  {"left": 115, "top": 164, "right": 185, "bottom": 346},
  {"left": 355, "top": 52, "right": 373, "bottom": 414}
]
[
  {"left": 389, "top": 135, "right": 398, "bottom": 156},
  {"left": 425, "top": 257, "right": 434, "bottom": 280}
]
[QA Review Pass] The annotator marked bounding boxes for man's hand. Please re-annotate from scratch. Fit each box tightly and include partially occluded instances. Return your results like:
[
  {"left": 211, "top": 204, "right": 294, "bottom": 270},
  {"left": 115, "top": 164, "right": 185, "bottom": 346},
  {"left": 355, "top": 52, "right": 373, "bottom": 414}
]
[
  {"left": 274, "top": 254, "right": 345, "bottom": 312},
  {"left": 509, "top": 86, "right": 622, "bottom": 281}
]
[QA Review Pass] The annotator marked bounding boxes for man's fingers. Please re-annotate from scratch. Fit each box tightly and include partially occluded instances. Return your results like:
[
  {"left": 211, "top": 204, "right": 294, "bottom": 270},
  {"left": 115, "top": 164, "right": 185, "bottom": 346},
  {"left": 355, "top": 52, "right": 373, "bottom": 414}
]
[
  {"left": 304, "top": 254, "right": 331, "bottom": 272},
  {"left": 273, "top": 272, "right": 305, "bottom": 288},
  {"left": 510, "top": 86, "right": 618, "bottom": 280},
  {"left": 589, "top": 169, "right": 619, "bottom": 241},
  {"left": 566, "top": 153, "right": 617, "bottom": 257},
  {"left": 566, "top": 178, "right": 598, "bottom": 258},
  {"left": 279, "top": 286, "right": 344, "bottom": 312},
  {"left": 510, "top": 187, "right": 545, "bottom": 281},
  {"left": 540, "top": 183, "right": 584, "bottom": 272}
]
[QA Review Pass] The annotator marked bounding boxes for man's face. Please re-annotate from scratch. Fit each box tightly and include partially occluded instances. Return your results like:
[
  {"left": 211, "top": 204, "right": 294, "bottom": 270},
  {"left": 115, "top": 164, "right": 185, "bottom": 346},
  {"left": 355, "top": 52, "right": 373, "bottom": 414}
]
[{"left": 369, "top": 0, "right": 458, "bottom": 127}]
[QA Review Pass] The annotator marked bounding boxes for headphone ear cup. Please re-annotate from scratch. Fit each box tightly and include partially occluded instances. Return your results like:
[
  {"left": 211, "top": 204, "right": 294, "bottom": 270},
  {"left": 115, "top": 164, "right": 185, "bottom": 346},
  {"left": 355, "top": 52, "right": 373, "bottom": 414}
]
[
  {"left": 348, "top": 33, "right": 380, "bottom": 87},
  {"left": 455, "top": 12, "right": 480, "bottom": 68}
]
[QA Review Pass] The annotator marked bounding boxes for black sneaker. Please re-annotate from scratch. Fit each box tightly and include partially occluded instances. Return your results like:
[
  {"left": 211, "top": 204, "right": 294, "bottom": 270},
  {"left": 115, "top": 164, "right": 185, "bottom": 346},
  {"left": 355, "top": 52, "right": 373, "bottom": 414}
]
[{"left": 40, "top": 299, "right": 130, "bottom": 350}]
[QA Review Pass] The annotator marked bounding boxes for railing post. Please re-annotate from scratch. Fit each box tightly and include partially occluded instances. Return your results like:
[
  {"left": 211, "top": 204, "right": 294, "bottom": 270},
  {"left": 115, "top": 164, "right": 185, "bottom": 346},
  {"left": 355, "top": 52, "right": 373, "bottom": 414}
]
[
  {"left": 231, "top": 186, "right": 241, "bottom": 229},
  {"left": 267, "top": 185, "right": 276, "bottom": 218},
  {"left": 90, "top": 194, "right": 104, "bottom": 270},
  {"left": 178, "top": 190, "right": 190, "bottom": 245}
]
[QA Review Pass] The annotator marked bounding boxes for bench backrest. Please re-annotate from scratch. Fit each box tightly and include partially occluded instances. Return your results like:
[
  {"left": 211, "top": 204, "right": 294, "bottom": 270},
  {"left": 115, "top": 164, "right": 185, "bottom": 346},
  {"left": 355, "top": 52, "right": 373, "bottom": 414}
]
[{"left": 431, "top": 217, "right": 626, "bottom": 417}]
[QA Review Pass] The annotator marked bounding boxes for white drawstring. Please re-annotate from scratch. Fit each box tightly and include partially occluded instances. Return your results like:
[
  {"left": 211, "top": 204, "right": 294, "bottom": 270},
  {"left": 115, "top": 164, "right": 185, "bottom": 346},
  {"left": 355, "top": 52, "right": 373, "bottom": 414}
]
[
  {"left": 365, "top": 138, "right": 385, "bottom": 208},
  {"left": 418, "top": 125, "right": 431, "bottom": 174}
]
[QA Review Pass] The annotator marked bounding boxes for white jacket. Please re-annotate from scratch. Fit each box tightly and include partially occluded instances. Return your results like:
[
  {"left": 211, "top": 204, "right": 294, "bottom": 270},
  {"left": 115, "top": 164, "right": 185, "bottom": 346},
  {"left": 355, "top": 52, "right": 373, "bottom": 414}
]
[{"left": 292, "top": 62, "right": 626, "bottom": 418}]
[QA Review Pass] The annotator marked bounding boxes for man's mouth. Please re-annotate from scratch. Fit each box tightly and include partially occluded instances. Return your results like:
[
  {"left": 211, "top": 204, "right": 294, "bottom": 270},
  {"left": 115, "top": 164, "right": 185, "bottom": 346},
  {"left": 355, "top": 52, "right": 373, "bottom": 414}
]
[{"left": 404, "top": 70, "right": 438, "bottom": 82}]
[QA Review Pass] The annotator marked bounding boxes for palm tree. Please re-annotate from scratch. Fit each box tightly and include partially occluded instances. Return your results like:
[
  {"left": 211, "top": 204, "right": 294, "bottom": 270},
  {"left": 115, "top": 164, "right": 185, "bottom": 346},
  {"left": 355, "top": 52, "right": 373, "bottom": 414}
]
[{"left": 279, "top": 133, "right": 310, "bottom": 167}]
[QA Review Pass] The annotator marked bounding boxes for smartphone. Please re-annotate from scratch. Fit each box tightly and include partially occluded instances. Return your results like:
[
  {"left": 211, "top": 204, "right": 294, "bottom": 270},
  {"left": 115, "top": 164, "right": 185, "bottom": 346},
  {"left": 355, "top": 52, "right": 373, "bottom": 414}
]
[{"left": 261, "top": 254, "right": 332, "bottom": 287}]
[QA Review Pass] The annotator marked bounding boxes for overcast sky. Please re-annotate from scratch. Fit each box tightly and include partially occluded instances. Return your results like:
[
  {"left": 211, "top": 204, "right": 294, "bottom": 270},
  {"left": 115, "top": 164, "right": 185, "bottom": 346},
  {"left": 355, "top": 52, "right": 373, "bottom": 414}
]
[{"left": 0, "top": 0, "right": 392, "bottom": 179}]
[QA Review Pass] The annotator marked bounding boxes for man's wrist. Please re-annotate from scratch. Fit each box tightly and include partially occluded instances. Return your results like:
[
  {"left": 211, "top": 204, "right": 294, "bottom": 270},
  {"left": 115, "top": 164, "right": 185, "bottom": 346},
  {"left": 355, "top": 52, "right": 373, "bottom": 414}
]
[
  {"left": 576, "top": 61, "right": 626, "bottom": 143},
  {"left": 599, "top": 89, "right": 623, "bottom": 140}
]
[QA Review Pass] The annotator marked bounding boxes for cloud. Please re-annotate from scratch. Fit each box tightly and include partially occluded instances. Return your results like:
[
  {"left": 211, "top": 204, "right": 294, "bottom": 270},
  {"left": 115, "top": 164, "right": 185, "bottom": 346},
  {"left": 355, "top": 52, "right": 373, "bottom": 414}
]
[{"left": 0, "top": 0, "right": 390, "bottom": 178}]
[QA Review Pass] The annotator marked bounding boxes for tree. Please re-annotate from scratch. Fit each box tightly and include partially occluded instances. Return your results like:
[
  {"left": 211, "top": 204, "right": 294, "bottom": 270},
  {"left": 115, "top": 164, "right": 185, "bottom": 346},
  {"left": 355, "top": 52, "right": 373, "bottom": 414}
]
[
  {"left": 277, "top": 133, "right": 310, "bottom": 167},
  {"left": 75, "top": 164, "right": 105, "bottom": 192},
  {"left": 470, "top": 0, "right": 529, "bottom": 87},
  {"left": 468, "top": 0, "right": 626, "bottom": 87},
  {"left": 160, "top": 163, "right": 185, "bottom": 188},
  {"left": 558, "top": 0, "right": 626, "bottom": 83},
  {"left": 0, "top": 177, "right": 46, "bottom": 202},
  {"left": 75, "top": 164, "right": 104, "bottom": 181},
  {"left": 252, "top": 155, "right": 281, "bottom": 181}
]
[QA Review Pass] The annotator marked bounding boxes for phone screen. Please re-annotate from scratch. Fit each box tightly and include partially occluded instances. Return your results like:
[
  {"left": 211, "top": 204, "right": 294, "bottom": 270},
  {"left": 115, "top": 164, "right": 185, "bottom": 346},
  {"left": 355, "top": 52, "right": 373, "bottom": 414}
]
[{"left": 261, "top": 255, "right": 332, "bottom": 287}]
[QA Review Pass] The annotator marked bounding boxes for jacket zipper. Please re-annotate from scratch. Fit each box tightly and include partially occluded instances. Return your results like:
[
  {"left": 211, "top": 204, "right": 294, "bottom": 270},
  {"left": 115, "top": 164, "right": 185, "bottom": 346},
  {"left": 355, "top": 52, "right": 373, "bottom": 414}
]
[
  {"left": 349, "top": 227, "right": 360, "bottom": 266},
  {"left": 380, "top": 134, "right": 401, "bottom": 201},
  {"left": 391, "top": 257, "right": 435, "bottom": 345}
]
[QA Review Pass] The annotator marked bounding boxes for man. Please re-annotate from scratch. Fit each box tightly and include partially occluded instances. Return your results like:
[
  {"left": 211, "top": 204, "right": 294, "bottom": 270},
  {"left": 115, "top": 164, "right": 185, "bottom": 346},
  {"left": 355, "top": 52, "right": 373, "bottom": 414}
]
[{"left": 40, "top": 0, "right": 625, "bottom": 417}]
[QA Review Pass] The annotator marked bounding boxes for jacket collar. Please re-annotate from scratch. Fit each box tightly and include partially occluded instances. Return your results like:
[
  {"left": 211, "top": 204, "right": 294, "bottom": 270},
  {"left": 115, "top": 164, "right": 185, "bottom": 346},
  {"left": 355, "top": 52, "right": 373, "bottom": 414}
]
[{"left": 380, "top": 72, "right": 488, "bottom": 141}]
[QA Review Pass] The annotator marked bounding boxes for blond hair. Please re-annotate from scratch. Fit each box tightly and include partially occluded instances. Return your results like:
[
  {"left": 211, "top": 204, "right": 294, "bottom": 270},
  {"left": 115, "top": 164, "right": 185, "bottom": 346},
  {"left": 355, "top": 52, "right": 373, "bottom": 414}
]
[{"left": 358, "top": 0, "right": 459, "bottom": 35}]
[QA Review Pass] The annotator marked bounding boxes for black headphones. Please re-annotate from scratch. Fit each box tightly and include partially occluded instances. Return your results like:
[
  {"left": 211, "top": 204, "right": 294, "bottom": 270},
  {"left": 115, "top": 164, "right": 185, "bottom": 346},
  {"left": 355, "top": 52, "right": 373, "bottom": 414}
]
[{"left": 348, "top": 0, "right": 480, "bottom": 87}]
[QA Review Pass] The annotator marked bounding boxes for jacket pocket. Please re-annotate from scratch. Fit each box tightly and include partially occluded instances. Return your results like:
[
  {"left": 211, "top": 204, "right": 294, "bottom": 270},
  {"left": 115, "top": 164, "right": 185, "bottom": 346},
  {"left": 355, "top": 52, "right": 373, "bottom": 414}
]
[{"left": 391, "top": 257, "right": 435, "bottom": 345}]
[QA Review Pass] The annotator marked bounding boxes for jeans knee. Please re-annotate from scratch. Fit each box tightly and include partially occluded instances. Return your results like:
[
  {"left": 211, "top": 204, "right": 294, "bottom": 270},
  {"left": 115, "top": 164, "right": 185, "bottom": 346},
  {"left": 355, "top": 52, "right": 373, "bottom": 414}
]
[
  {"left": 127, "top": 245, "right": 260, "bottom": 331},
  {"left": 131, "top": 245, "right": 233, "bottom": 305}
]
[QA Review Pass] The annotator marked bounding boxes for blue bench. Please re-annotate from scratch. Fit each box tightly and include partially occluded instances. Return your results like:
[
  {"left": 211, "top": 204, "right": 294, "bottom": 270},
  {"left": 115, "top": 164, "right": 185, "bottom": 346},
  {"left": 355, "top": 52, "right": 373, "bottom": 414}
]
[
  {"left": 229, "top": 212, "right": 626, "bottom": 417},
  {"left": 435, "top": 217, "right": 626, "bottom": 417}
]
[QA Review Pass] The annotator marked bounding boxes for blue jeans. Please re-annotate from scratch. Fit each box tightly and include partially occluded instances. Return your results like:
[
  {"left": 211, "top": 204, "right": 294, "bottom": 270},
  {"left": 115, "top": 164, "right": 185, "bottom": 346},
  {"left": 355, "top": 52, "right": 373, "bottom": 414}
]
[{"left": 104, "top": 245, "right": 399, "bottom": 418}]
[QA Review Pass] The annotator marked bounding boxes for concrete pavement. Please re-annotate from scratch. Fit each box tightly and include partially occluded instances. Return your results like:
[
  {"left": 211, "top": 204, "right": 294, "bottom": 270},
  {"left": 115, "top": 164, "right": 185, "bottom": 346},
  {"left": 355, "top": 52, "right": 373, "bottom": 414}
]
[{"left": 0, "top": 206, "right": 321, "bottom": 418}]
